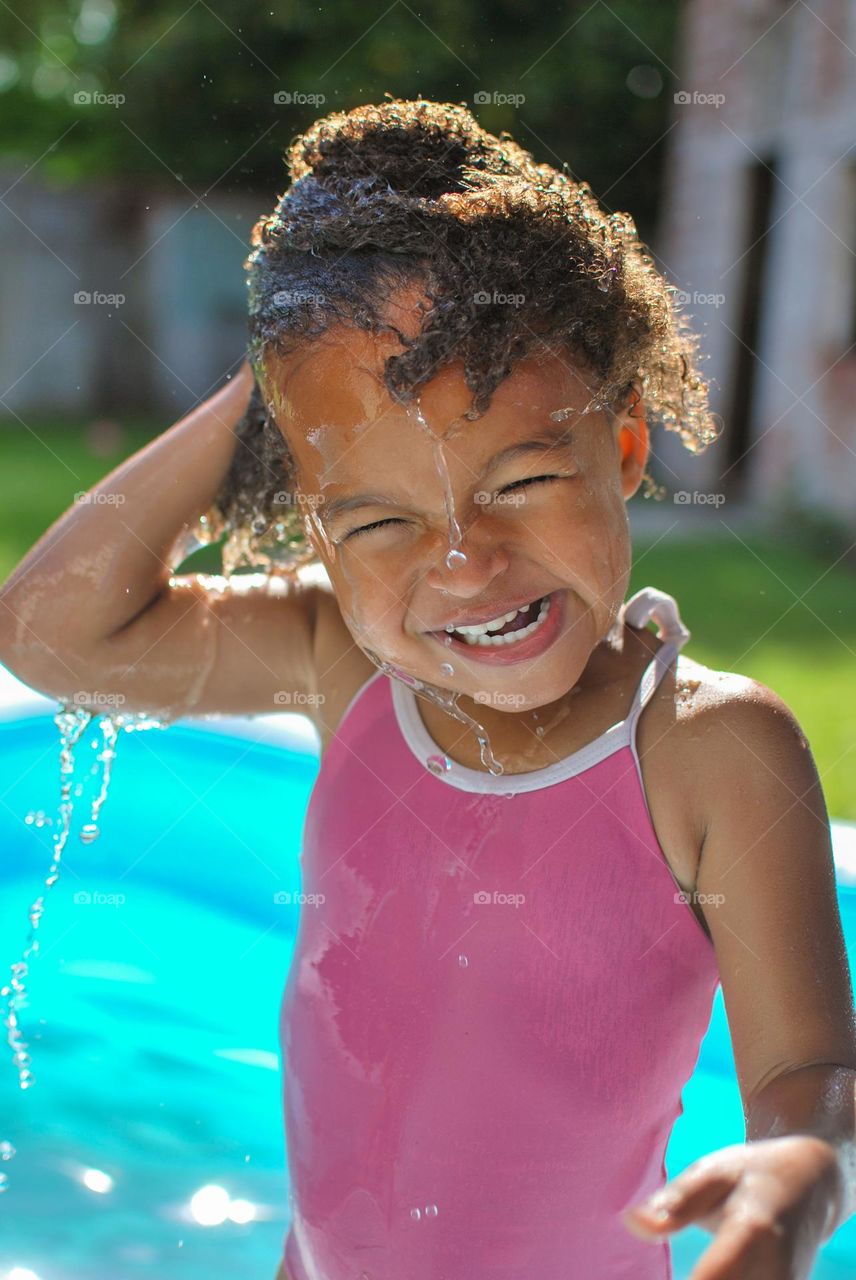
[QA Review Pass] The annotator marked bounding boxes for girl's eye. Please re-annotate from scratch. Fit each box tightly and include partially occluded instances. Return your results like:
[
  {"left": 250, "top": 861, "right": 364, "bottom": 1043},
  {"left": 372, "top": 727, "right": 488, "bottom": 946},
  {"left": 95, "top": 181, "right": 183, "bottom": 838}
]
[
  {"left": 344, "top": 517, "right": 409, "bottom": 541},
  {"left": 499, "top": 473, "right": 564, "bottom": 494},
  {"left": 343, "top": 474, "right": 568, "bottom": 539}
]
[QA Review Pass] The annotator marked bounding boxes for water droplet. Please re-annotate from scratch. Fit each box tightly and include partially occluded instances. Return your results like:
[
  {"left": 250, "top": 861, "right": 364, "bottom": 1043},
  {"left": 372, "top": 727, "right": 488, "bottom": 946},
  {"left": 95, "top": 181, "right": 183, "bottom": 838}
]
[
  {"left": 426, "top": 754, "right": 451, "bottom": 776},
  {"left": 458, "top": 954, "right": 468, "bottom": 967},
  {"left": 597, "top": 277, "right": 609, "bottom": 291},
  {"left": 0, "top": 1172, "right": 7, "bottom": 1192},
  {"left": 79, "top": 823, "right": 99, "bottom": 844},
  {"left": 0, "top": 1140, "right": 14, "bottom": 1159},
  {"left": 424, "top": 1203, "right": 438, "bottom": 1217},
  {"left": 535, "top": 726, "right": 545, "bottom": 737},
  {"left": 445, "top": 548, "right": 467, "bottom": 569},
  {"left": 439, "top": 662, "right": 454, "bottom": 677},
  {"left": 410, "top": 1207, "right": 421, "bottom": 1221},
  {"left": 504, "top": 790, "right": 515, "bottom": 799}
]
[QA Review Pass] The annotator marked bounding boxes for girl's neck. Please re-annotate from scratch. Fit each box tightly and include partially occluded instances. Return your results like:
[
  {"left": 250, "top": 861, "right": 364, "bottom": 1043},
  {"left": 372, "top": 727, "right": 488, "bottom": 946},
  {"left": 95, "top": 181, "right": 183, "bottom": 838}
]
[{"left": 418, "top": 620, "right": 655, "bottom": 776}]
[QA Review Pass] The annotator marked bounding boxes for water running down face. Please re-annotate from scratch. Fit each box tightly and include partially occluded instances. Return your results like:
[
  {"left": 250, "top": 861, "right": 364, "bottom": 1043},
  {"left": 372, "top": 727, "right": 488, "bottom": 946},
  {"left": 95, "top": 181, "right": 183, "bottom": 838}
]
[{"left": 261, "top": 284, "right": 650, "bottom": 737}]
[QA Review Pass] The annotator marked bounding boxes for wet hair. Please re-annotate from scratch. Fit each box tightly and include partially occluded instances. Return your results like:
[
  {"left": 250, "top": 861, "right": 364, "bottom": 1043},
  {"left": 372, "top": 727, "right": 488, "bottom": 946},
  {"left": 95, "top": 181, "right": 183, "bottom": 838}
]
[{"left": 210, "top": 97, "right": 718, "bottom": 570}]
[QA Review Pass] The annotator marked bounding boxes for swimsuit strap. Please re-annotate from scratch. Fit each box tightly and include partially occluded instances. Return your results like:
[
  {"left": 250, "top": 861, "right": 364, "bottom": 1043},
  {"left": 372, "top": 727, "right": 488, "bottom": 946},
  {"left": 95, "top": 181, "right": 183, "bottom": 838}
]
[{"left": 623, "top": 587, "right": 692, "bottom": 728}]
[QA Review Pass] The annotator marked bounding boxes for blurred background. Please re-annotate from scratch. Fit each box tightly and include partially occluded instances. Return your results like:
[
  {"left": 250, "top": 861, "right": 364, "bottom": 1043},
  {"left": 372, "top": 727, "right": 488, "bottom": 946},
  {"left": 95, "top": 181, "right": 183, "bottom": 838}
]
[{"left": 0, "top": 2, "right": 855, "bottom": 1278}]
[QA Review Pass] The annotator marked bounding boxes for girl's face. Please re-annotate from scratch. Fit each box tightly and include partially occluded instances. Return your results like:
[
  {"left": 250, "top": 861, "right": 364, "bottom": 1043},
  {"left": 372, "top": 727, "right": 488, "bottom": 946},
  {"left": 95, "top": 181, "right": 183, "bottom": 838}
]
[{"left": 262, "top": 286, "right": 649, "bottom": 713}]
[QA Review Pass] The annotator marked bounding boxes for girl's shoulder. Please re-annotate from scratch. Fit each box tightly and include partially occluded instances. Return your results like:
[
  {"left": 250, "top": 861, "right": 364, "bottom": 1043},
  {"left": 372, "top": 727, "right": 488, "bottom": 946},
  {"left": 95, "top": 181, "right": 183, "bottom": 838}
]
[{"left": 639, "top": 643, "right": 813, "bottom": 893}]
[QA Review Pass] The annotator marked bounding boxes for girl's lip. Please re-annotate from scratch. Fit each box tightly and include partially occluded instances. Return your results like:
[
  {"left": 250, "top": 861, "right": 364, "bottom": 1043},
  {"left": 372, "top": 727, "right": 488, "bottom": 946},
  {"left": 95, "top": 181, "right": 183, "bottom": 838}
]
[{"left": 426, "top": 590, "right": 566, "bottom": 666}]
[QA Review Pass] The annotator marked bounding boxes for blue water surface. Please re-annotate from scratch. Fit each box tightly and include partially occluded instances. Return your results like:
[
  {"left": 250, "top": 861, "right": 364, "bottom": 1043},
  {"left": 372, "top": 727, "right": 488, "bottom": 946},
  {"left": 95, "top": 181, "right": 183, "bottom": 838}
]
[{"left": 1, "top": 704, "right": 855, "bottom": 1280}]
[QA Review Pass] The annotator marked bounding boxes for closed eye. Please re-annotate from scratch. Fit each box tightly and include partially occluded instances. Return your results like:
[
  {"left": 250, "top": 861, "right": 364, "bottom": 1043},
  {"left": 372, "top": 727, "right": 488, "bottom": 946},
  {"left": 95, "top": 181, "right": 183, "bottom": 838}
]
[
  {"left": 500, "top": 474, "right": 565, "bottom": 494},
  {"left": 344, "top": 517, "right": 409, "bottom": 540},
  {"left": 344, "top": 474, "right": 566, "bottom": 538}
]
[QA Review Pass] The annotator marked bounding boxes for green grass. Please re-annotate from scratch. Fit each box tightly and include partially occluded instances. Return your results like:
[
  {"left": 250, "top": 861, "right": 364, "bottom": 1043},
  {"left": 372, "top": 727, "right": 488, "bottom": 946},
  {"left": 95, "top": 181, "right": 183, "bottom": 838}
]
[
  {"left": 2, "top": 419, "right": 854, "bottom": 818},
  {"left": 629, "top": 535, "right": 856, "bottom": 820}
]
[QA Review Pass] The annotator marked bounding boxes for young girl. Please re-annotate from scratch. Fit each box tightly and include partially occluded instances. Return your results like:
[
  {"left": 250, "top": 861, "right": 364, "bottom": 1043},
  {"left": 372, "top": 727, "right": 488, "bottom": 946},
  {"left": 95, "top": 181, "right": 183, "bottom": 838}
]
[{"left": 2, "top": 99, "right": 855, "bottom": 1280}]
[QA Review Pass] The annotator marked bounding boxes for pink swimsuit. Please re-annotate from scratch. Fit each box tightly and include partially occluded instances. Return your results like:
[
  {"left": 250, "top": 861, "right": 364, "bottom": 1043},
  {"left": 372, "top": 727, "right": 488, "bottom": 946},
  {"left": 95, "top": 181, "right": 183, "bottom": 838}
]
[{"left": 279, "top": 586, "right": 721, "bottom": 1279}]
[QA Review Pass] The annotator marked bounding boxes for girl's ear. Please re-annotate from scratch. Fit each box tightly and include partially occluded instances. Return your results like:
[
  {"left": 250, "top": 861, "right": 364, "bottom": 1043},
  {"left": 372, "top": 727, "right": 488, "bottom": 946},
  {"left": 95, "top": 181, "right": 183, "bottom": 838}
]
[{"left": 613, "top": 381, "right": 649, "bottom": 497}]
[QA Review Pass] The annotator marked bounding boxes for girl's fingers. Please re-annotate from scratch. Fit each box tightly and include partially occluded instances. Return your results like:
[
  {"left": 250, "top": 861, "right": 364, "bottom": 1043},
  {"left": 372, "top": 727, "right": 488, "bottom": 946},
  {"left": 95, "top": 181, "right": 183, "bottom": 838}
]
[
  {"left": 686, "top": 1210, "right": 789, "bottom": 1280},
  {"left": 624, "top": 1158, "right": 741, "bottom": 1238}
]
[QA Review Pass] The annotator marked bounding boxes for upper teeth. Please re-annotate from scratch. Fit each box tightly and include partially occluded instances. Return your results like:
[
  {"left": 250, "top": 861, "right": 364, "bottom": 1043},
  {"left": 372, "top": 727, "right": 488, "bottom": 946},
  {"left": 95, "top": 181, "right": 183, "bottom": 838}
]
[
  {"left": 446, "top": 605, "right": 526, "bottom": 636},
  {"left": 442, "top": 595, "right": 551, "bottom": 646}
]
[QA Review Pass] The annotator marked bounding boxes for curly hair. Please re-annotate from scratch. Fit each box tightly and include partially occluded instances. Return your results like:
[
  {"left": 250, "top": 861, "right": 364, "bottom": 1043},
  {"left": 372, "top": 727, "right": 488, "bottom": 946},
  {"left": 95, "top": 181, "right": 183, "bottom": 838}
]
[{"left": 208, "top": 97, "right": 718, "bottom": 572}]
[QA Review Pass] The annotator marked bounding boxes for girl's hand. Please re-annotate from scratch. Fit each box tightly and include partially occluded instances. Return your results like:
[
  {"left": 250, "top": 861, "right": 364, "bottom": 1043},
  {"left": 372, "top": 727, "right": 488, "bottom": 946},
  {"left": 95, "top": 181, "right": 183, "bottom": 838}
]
[{"left": 622, "top": 1135, "right": 843, "bottom": 1279}]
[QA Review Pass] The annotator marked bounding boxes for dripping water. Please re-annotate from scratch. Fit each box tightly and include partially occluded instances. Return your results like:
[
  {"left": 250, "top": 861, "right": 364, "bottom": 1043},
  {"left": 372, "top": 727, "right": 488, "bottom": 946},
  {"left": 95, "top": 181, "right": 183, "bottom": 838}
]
[
  {"left": 359, "top": 648, "right": 505, "bottom": 777},
  {"left": 0, "top": 701, "right": 169, "bottom": 1191},
  {"left": 408, "top": 398, "right": 467, "bottom": 572}
]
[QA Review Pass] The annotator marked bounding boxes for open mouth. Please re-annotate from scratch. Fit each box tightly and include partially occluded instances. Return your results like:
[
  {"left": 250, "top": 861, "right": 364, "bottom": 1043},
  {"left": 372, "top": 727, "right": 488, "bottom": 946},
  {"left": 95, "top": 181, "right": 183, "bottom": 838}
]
[{"left": 437, "top": 594, "right": 552, "bottom": 648}]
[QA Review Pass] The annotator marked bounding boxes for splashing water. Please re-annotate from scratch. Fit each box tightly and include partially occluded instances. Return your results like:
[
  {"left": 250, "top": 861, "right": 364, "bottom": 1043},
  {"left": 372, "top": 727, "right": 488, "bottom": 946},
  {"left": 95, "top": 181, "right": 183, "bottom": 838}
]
[
  {"left": 359, "top": 649, "right": 505, "bottom": 776},
  {"left": 0, "top": 701, "right": 169, "bottom": 1190}
]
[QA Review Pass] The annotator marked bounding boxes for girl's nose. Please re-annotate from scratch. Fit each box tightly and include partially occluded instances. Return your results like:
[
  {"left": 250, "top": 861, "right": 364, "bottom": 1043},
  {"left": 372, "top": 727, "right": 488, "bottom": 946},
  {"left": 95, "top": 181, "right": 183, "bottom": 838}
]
[{"left": 423, "top": 525, "right": 511, "bottom": 595}]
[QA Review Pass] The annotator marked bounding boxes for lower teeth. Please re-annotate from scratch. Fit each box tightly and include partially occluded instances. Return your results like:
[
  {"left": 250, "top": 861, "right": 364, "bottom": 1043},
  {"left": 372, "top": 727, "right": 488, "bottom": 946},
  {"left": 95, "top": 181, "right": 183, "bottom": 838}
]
[{"left": 456, "top": 596, "right": 551, "bottom": 647}]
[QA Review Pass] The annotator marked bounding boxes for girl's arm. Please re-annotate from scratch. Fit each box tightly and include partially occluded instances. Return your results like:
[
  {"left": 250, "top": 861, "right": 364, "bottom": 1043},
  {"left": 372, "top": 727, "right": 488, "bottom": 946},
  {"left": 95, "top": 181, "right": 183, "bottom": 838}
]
[
  {"left": 624, "top": 680, "right": 856, "bottom": 1275},
  {"left": 0, "top": 363, "right": 322, "bottom": 721}
]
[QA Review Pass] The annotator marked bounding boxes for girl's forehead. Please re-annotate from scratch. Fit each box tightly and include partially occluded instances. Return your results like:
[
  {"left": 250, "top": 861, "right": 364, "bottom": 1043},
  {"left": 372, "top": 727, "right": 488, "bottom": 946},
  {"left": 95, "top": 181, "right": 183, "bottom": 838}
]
[{"left": 263, "top": 330, "right": 598, "bottom": 480}]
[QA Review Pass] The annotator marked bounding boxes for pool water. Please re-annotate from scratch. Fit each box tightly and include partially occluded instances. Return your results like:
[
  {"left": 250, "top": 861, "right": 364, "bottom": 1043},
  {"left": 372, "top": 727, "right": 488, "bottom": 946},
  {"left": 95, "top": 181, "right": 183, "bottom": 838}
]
[{"left": 1, "top": 699, "right": 856, "bottom": 1279}]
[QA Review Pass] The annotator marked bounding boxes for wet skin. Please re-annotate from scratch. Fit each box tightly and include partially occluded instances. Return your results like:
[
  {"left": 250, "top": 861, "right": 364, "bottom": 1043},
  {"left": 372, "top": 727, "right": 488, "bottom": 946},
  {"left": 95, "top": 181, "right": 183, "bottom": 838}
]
[{"left": 259, "top": 282, "right": 650, "bottom": 774}]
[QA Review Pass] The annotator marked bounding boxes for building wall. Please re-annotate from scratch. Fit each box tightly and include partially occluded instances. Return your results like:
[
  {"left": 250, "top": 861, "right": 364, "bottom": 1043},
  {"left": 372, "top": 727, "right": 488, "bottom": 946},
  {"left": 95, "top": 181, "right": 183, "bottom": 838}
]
[
  {"left": 0, "top": 170, "right": 261, "bottom": 420},
  {"left": 657, "top": 0, "right": 856, "bottom": 529}
]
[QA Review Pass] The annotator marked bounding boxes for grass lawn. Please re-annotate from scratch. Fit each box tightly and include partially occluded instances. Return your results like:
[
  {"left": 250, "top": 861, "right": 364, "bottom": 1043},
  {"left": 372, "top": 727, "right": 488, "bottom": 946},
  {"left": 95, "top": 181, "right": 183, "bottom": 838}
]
[{"left": 2, "top": 418, "right": 854, "bottom": 818}]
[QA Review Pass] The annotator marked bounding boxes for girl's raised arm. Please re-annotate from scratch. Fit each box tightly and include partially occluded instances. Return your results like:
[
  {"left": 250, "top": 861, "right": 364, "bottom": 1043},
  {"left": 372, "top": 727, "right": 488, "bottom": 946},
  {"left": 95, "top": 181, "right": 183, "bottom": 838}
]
[{"left": 0, "top": 363, "right": 322, "bottom": 721}]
